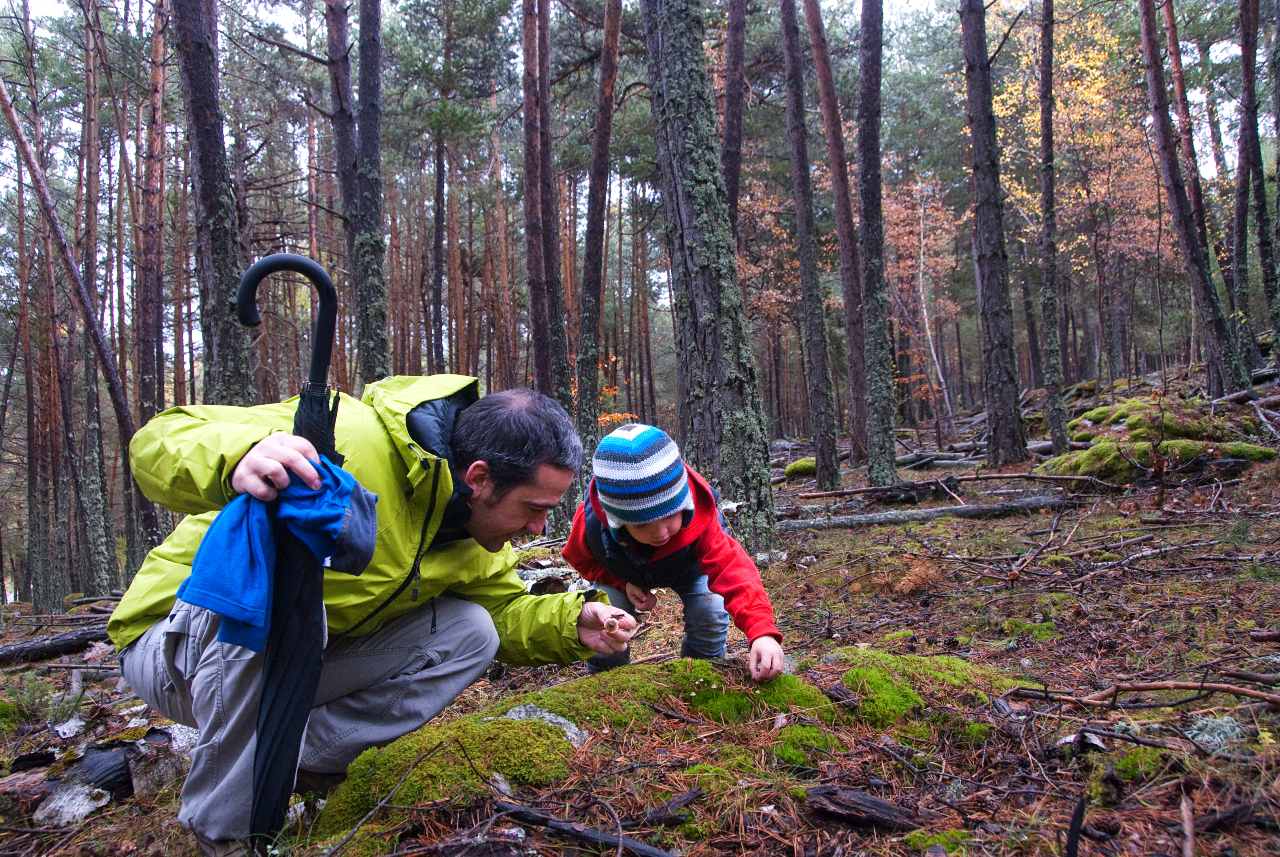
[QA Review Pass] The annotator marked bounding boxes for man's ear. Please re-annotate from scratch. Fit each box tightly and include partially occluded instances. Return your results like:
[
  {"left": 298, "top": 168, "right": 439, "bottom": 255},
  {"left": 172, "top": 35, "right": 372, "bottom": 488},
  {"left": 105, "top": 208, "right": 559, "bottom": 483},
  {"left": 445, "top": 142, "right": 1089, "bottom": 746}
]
[{"left": 463, "top": 460, "right": 492, "bottom": 496}]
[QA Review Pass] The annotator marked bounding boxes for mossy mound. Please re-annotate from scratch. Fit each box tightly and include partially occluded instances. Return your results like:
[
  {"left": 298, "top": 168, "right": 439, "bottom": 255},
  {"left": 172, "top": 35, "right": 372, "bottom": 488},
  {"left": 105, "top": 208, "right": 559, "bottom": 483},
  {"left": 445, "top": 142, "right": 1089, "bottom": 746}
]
[
  {"left": 773, "top": 724, "right": 840, "bottom": 766},
  {"left": 828, "top": 648, "right": 1013, "bottom": 727},
  {"left": 784, "top": 457, "right": 817, "bottom": 479},
  {"left": 1086, "top": 745, "right": 1174, "bottom": 805},
  {"left": 311, "top": 660, "right": 843, "bottom": 846},
  {"left": 1038, "top": 439, "right": 1275, "bottom": 483},
  {"left": 902, "top": 828, "right": 972, "bottom": 854}
]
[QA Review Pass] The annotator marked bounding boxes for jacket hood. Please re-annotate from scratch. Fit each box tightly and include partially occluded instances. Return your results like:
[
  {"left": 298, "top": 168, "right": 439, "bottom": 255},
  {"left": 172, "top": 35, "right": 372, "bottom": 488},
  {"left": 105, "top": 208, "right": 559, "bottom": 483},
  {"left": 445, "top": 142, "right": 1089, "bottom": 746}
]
[
  {"left": 588, "top": 464, "right": 718, "bottom": 560},
  {"left": 361, "top": 375, "right": 479, "bottom": 496}
]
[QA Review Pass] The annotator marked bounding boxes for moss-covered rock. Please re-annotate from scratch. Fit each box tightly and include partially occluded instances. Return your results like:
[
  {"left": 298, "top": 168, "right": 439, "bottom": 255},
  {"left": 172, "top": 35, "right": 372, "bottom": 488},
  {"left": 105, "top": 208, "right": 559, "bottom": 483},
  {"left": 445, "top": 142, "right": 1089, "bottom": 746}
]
[
  {"left": 314, "top": 716, "right": 573, "bottom": 837},
  {"left": 784, "top": 457, "right": 816, "bottom": 479},
  {"left": 1038, "top": 439, "right": 1275, "bottom": 483}
]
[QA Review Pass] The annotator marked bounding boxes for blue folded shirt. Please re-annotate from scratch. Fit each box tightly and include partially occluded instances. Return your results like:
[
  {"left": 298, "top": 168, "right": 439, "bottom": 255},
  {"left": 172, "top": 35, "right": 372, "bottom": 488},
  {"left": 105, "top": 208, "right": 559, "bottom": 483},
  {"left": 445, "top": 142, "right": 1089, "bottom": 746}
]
[{"left": 177, "top": 455, "right": 378, "bottom": 651}]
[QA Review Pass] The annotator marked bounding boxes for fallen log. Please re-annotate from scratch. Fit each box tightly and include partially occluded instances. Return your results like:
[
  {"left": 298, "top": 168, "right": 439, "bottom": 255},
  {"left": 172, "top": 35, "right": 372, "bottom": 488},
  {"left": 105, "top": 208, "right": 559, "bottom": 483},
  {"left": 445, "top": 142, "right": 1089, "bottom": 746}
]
[
  {"left": 622, "top": 788, "right": 703, "bottom": 829},
  {"left": 804, "top": 785, "right": 919, "bottom": 831},
  {"left": 775, "top": 494, "right": 1070, "bottom": 532},
  {"left": 0, "top": 625, "right": 108, "bottom": 666}
]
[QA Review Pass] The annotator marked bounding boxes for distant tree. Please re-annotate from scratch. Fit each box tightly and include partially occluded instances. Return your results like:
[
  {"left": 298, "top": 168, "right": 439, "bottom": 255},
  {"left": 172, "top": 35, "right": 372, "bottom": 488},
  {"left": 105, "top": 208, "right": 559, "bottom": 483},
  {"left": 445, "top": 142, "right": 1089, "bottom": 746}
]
[
  {"left": 780, "top": 0, "right": 838, "bottom": 490},
  {"left": 1138, "top": 0, "right": 1248, "bottom": 396},
  {"left": 639, "top": 0, "right": 774, "bottom": 549},
  {"left": 576, "top": 0, "right": 623, "bottom": 484},
  {"left": 959, "top": 0, "right": 1027, "bottom": 467},
  {"left": 1038, "top": 0, "right": 1068, "bottom": 455},
  {"left": 801, "top": 0, "right": 864, "bottom": 460},
  {"left": 858, "top": 0, "right": 898, "bottom": 486},
  {"left": 721, "top": 0, "right": 747, "bottom": 233}
]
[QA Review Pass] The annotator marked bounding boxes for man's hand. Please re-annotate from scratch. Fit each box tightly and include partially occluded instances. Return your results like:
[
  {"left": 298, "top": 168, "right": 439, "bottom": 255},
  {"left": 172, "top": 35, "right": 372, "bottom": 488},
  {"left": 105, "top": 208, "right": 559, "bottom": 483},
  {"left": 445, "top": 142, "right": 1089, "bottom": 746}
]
[
  {"left": 748, "top": 636, "right": 785, "bottom": 683},
  {"left": 231, "top": 434, "right": 322, "bottom": 502},
  {"left": 624, "top": 583, "right": 657, "bottom": 612},
  {"left": 577, "top": 600, "right": 638, "bottom": 655}
]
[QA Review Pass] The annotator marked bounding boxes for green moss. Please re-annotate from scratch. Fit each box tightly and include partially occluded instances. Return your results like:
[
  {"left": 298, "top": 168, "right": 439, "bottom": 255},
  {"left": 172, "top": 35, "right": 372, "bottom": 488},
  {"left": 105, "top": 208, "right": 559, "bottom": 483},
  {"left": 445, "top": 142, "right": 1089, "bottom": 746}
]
[
  {"left": 1039, "top": 439, "right": 1275, "bottom": 483},
  {"left": 1039, "top": 554, "right": 1072, "bottom": 567},
  {"left": 1001, "top": 619, "right": 1058, "bottom": 641},
  {"left": 831, "top": 647, "right": 1013, "bottom": 692},
  {"left": 684, "top": 763, "right": 736, "bottom": 794},
  {"left": 1245, "top": 563, "right": 1280, "bottom": 582},
  {"left": 841, "top": 667, "right": 924, "bottom": 727},
  {"left": 0, "top": 700, "right": 16, "bottom": 736},
  {"left": 667, "top": 659, "right": 757, "bottom": 723},
  {"left": 755, "top": 673, "right": 839, "bottom": 724},
  {"left": 883, "top": 629, "right": 915, "bottom": 642},
  {"left": 773, "top": 724, "right": 839, "bottom": 767},
  {"left": 1113, "top": 746, "right": 1166, "bottom": 782},
  {"left": 902, "top": 828, "right": 971, "bottom": 854},
  {"left": 957, "top": 722, "right": 992, "bottom": 747},
  {"left": 496, "top": 663, "right": 668, "bottom": 729},
  {"left": 314, "top": 716, "right": 572, "bottom": 836},
  {"left": 784, "top": 457, "right": 817, "bottom": 479},
  {"left": 896, "top": 721, "right": 933, "bottom": 745}
]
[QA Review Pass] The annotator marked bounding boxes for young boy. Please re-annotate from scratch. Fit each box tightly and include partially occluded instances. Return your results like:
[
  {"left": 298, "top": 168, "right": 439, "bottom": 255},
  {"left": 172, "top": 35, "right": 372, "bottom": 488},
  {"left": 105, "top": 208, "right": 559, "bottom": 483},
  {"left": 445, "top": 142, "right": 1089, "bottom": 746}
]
[{"left": 562, "top": 424, "right": 785, "bottom": 682}]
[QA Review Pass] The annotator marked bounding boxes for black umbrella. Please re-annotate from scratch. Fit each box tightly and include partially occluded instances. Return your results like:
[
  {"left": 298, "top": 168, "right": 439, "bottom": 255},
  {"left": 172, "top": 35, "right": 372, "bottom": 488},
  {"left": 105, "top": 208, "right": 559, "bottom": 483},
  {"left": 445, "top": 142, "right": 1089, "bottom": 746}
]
[{"left": 236, "top": 253, "right": 340, "bottom": 838}]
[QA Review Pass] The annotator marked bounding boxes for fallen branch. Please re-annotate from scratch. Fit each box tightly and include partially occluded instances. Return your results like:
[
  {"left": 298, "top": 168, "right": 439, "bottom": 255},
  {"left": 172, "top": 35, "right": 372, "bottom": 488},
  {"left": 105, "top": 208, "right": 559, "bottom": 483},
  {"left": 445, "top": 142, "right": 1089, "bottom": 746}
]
[
  {"left": 0, "top": 625, "right": 108, "bottom": 666},
  {"left": 775, "top": 494, "right": 1070, "bottom": 532},
  {"left": 804, "top": 785, "right": 919, "bottom": 831},
  {"left": 492, "top": 800, "right": 676, "bottom": 857},
  {"left": 1016, "top": 680, "right": 1280, "bottom": 708},
  {"left": 622, "top": 788, "right": 703, "bottom": 829},
  {"left": 1250, "top": 629, "right": 1280, "bottom": 642}
]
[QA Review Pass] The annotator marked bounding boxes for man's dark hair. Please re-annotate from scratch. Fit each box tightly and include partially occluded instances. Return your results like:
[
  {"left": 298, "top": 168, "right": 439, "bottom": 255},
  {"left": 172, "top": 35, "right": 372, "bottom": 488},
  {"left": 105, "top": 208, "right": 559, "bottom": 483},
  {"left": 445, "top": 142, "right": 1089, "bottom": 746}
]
[{"left": 453, "top": 389, "right": 582, "bottom": 494}]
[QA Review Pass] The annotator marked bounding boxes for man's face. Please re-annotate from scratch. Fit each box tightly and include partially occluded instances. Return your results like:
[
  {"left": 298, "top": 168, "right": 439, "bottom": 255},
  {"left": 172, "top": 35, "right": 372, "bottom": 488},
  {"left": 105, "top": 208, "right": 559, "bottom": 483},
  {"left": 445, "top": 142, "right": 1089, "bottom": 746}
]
[{"left": 463, "top": 461, "right": 574, "bottom": 552}]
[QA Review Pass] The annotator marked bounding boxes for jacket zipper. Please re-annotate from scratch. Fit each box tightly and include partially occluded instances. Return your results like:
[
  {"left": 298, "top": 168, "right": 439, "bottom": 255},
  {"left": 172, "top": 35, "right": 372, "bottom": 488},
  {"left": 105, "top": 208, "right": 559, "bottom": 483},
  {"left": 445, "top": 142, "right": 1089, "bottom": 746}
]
[{"left": 333, "top": 460, "right": 442, "bottom": 641}]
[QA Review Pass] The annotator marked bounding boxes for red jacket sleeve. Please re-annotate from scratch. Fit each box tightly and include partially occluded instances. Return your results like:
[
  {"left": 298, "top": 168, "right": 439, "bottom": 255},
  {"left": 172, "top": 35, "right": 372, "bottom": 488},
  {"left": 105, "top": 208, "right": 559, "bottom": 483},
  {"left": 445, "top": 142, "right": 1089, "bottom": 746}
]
[
  {"left": 561, "top": 503, "right": 630, "bottom": 592},
  {"left": 696, "top": 522, "right": 782, "bottom": 643}
]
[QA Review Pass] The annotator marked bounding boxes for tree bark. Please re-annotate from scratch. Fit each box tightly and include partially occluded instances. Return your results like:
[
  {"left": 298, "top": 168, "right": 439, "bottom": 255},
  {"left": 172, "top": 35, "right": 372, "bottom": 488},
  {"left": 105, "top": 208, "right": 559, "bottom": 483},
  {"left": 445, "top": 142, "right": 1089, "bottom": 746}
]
[
  {"left": 354, "top": 0, "right": 389, "bottom": 385},
  {"left": 576, "top": 0, "right": 623, "bottom": 485},
  {"left": 802, "top": 0, "right": 865, "bottom": 458},
  {"left": 1237, "top": 0, "right": 1280, "bottom": 363},
  {"left": 490, "top": 92, "right": 517, "bottom": 388},
  {"left": 522, "top": 0, "right": 552, "bottom": 392},
  {"left": 1038, "top": 0, "right": 1069, "bottom": 454},
  {"left": 858, "top": 0, "right": 898, "bottom": 486},
  {"left": 960, "top": 0, "right": 1028, "bottom": 466},
  {"left": 137, "top": 0, "right": 167, "bottom": 421},
  {"left": 172, "top": 0, "right": 253, "bottom": 405},
  {"left": 538, "top": 0, "right": 573, "bottom": 408},
  {"left": 1138, "top": 0, "right": 1248, "bottom": 396},
  {"left": 640, "top": 0, "right": 775, "bottom": 550},
  {"left": 721, "top": 0, "right": 747, "bottom": 234},
  {"left": 431, "top": 138, "right": 447, "bottom": 373},
  {"left": 780, "top": 0, "right": 838, "bottom": 489}
]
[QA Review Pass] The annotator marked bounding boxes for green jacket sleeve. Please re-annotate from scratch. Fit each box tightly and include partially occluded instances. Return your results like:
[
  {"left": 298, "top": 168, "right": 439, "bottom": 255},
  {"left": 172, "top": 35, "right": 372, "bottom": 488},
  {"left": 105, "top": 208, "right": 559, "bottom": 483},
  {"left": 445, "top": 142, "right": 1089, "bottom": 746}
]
[
  {"left": 449, "top": 546, "right": 602, "bottom": 666},
  {"left": 129, "top": 402, "right": 295, "bottom": 514}
]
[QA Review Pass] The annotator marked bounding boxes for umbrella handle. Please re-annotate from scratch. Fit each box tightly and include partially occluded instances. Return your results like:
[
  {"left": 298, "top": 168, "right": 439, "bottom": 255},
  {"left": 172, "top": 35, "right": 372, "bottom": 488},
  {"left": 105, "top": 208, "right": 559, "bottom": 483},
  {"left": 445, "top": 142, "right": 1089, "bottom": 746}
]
[{"left": 237, "top": 253, "right": 337, "bottom": 388}]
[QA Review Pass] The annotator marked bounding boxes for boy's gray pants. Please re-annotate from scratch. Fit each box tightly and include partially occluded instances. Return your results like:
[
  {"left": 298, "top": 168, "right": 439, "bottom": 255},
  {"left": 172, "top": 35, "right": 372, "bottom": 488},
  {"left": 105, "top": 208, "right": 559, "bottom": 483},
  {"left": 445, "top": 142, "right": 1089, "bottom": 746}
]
[{"left": 119, "top": 597, "right": 500, "bottom": 842}]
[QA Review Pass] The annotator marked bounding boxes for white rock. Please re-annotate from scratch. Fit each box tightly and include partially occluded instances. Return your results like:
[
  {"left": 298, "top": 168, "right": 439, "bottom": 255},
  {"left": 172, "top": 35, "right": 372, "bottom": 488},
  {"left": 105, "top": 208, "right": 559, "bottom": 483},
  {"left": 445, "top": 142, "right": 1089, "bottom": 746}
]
[
  {"left": 53, "top": 716, "right": 86, "bottom": 740},
  {"left": 33, "top": 782, "right": 111, "bottom": 826},
  {"left": 500, "top": 704, "right": 589, "bottom": 749}
]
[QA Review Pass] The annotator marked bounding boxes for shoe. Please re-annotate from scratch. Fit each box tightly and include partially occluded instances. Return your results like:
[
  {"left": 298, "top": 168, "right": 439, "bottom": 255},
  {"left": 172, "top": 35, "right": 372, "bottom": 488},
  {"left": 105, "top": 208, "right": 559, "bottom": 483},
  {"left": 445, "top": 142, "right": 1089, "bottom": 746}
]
[{"left": 293, "top": 768, "right": 347, "bottom": 796}]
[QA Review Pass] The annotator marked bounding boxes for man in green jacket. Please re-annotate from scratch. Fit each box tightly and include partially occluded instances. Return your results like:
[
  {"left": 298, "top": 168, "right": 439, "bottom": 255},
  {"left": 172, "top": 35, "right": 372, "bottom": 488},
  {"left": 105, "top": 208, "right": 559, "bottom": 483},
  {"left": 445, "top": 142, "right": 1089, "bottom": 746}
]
[{"left": 109, "top": 375, "right": 637, "bottom": 853}]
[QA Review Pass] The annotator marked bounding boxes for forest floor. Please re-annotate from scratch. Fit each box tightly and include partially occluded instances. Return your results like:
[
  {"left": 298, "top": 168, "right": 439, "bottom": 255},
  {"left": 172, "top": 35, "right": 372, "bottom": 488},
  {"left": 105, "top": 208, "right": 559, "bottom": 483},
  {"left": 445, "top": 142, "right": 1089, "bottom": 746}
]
[{"left": 4, "top": 386, "right": 1280, "bottom": 855}]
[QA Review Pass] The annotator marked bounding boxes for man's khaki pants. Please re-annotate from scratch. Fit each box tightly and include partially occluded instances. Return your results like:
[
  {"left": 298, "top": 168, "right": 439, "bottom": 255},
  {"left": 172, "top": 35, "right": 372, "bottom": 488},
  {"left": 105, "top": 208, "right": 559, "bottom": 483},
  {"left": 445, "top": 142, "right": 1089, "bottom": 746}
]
[{"left": 120, "top": 597, "right": 500, "bottom": 842}]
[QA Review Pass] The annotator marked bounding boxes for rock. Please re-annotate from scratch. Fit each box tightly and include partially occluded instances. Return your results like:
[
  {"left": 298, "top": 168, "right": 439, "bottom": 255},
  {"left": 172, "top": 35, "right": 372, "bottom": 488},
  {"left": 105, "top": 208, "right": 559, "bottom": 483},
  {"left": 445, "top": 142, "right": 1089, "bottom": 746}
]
[
  {"left": 127, "top": 741, "right": 189, "bottom": 799},
  {"left": 500, "top": 704, "right": 589, "bottom": 749},
  {"left": 33, "top": 781, "right": 111, "bottom": 826}
]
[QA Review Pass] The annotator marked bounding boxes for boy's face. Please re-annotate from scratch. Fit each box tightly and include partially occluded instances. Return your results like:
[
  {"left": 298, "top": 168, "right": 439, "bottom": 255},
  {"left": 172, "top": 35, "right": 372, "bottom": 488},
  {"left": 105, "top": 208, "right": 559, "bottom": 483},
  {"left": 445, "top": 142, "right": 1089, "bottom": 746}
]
[{"left": 623, "top": 511, "right": 685, "bottom": 547}]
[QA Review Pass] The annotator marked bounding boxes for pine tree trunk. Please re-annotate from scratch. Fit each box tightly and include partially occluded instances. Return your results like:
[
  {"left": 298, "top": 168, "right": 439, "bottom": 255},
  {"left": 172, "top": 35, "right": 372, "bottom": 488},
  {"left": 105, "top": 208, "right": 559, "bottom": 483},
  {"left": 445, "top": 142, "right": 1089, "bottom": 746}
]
[
  {"left": 431, "top": 137, "right": 447, "bottom": 373},
  {"left": 538, "top": 0, "right": 573, "bottom": 408},
  {"left": 173, "top": 0, "right": 253, "bottom": 405},
  {"left": 576, "top": 0, "right": 622, "bottom": 485},
  {"left": 1038, "top": 0, "right": 1069, "bottom": 454},
  {"left": 522, "top": 0, "right": 551, "bottom": 392},
  {"left": 640, "top": 0, "right": 774, "bottom": 550},
  {"left": 857, "top": 0, "right": 898, "bottom": 485},
  {"left": 354, "top": 0, "right": 389, "bottom": 385},
  {"left": 447, "top": 151, "right": 464, "bottom": 371},
  {"left": 489, "top": 91, "right": 517, "bottom": 388},
  {"left": 780, "top": 0, "right": 838, "bottom": 489},
  {"left": 721, "top": 0, "right": 747, "bottom": 233},
  {"left": 1238, "top": 0, "right": 1280, "bottom": 362},
  {"left": 960, "top": 0, "right": 1028, "bottom": 466},
  {"left": 802, "top": 0, "right": 865, "bottom": 459},
  {"left": 137, "top": 0, "right": 167, "bottom": 422},
  {"left": 1138, "top": 0, "right": 1248, "bottom": 396}
]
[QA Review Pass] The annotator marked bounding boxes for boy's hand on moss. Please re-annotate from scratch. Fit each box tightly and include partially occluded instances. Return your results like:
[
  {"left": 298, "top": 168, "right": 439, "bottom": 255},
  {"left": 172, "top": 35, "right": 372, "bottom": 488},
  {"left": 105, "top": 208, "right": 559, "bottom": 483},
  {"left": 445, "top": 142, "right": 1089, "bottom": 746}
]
[
  {"left": 577, "top": 601, "right": 638, "bottom": 655},
  {"left": 624, "top": 583, "right": 657, "bottom": 612},
  {"left": 749, "top": 636, "right": 785, "bottom": 682}
]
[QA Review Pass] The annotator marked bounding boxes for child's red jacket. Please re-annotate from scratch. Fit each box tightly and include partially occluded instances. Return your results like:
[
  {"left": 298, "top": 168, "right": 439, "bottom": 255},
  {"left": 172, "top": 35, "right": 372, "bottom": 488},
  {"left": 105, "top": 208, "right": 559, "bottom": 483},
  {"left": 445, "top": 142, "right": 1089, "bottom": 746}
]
[{"left": 562, "top": 466, "right": 782, "bottom": 643}]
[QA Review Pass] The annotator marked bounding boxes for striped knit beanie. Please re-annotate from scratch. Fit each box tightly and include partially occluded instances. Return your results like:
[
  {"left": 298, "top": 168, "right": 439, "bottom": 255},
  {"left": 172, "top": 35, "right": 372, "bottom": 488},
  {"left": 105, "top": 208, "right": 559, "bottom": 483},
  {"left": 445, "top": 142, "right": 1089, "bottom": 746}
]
[{"left": 592, "top": 424, "right": 694, "bottom": 528}]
